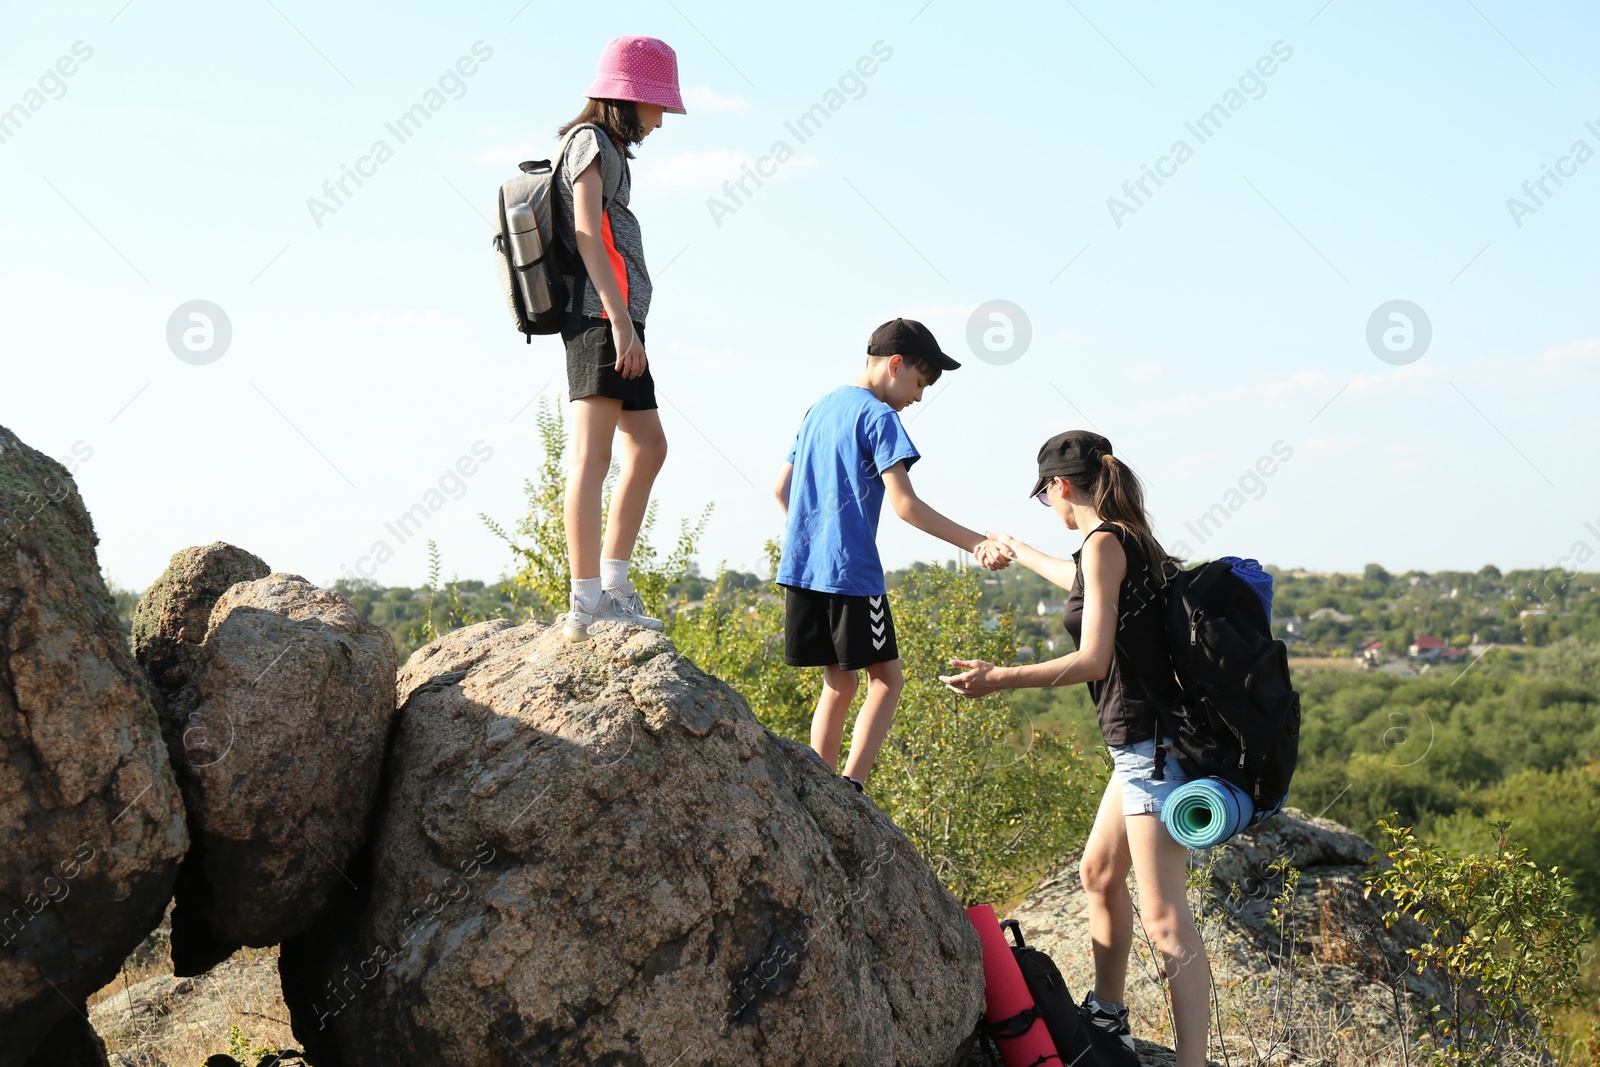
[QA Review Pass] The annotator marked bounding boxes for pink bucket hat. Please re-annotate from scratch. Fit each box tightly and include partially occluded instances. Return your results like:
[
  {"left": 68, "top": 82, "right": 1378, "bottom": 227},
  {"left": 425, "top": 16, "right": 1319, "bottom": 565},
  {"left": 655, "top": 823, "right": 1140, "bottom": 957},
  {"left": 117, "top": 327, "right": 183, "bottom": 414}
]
[{"left": 587, "top": 36, "right": 686, "bottom": 115}]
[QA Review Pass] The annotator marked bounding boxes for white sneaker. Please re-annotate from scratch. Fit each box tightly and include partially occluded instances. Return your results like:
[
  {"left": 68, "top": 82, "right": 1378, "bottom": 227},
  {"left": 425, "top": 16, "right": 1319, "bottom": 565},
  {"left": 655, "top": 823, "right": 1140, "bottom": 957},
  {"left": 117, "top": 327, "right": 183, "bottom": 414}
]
[
  {"left": 562, "top": 590, "right": 664, "bottom": 642},
  {"left": 562, "top": 595, "right": 601, "bottom": 643},
  {"left": 602, "top": 587, "right": 665, "bottom": 632}
]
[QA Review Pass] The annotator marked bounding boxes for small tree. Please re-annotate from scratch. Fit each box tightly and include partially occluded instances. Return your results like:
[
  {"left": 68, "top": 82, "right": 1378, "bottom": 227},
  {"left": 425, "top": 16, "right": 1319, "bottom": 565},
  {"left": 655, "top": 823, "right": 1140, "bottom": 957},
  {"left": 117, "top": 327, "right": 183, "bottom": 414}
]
[
  {"left": 483, "top": 397, "right": 708, "bottom": 622},
  {"left": 668, "top": 540, "right": 816, "bottom": 741},
  {"left": 872, "top": 565, "right": 1095, "bottom": 906},
  {"left": 672, "top": 557, "right": 1096, "bottom": 905},
  {"left": 482, "top": 399, "right": 570, "bottom": 619},
  {"left": 1366, "top": 816, "right": 1587, "bottom": 1066}
]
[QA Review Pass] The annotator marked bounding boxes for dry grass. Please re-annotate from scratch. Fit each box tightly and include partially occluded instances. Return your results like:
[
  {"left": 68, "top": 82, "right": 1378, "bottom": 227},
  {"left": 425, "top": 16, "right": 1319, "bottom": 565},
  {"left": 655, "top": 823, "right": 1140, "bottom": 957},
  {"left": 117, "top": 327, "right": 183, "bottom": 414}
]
[
  {"left": 1129, "top": 867, "right": 1596, "bottom": 1067},
  {"left": 86, "top": 906, "right": 298, "bottom": 1067}
]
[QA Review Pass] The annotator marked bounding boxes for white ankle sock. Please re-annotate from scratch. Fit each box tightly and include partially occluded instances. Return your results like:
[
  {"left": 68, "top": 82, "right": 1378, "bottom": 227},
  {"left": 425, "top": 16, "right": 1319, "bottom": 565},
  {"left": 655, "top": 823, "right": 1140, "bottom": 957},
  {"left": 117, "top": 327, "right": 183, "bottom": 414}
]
[
  {"left": 571, "top": 577, "right": 603, "bottom": 614},
  {"left": 601, "top": 558, "right": 631, "bottom": 591}
]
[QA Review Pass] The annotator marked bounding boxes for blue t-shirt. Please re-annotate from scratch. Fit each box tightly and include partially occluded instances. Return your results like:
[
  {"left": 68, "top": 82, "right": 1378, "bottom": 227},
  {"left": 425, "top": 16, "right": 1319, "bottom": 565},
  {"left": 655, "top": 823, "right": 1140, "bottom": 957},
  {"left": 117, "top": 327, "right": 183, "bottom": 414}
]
[{"left": 778, "top": 385, "right": 920, "bottom": 597}]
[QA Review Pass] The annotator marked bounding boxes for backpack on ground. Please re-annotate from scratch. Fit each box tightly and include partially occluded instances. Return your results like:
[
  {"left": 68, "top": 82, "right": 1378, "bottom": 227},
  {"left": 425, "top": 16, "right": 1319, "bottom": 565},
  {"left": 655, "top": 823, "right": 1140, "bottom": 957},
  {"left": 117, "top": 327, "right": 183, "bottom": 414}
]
[
  {"left": 1157, "top": 556, "right": 1301, "bottom": 823},
  {"left": 995, "top": 919, "right": 1139, "bottom": 1067},
  {"left": 492, "top": 123, "right": 622, "bottom": 342}
]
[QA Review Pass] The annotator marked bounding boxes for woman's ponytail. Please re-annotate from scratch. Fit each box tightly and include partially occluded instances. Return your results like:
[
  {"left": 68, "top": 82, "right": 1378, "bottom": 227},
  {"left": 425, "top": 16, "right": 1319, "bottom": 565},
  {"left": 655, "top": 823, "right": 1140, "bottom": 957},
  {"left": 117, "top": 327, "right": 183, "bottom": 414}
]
[{"left": 1091, "top": 452, "right": 1180, "bottom": 583}]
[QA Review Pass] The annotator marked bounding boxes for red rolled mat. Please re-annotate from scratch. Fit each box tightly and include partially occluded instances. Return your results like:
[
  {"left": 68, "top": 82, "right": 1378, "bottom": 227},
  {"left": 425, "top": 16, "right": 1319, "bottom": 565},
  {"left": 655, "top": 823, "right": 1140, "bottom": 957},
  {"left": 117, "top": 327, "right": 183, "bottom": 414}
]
[{"left": 967, "top": 905, "right": 1062, "bottom": 1067}]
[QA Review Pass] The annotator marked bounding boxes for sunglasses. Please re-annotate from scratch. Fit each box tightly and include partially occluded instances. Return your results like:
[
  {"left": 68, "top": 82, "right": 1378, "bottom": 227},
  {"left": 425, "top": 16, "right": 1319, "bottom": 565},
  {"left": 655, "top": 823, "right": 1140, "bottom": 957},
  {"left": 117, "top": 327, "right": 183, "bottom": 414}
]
[{"left": 1035, "top": 486, "right": 1052, "bottom": 507}]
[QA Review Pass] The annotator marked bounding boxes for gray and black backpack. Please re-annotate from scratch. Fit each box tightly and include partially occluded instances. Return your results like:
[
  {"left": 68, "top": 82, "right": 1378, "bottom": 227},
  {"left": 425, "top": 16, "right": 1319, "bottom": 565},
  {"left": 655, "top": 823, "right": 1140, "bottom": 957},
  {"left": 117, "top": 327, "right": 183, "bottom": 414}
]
[{"left": 492, "top": 123, "right": 622, "bottom": 342}]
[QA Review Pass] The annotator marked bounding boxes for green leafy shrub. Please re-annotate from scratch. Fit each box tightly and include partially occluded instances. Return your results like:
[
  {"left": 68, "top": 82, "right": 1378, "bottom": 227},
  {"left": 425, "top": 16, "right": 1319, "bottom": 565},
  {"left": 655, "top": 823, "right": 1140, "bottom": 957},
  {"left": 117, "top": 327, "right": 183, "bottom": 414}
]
[
  {"left": 870, "top": 565, "right": 1095, "bottom": 905},
  {"left": 1367, "top": 816, "right": 1588, "bottom": 1066},
  {"left": 674, "top": 557, "right": 1097, "bottom": 905},
  {"left": 667, "top": 541, "right": 815, "bottom": 742},
  {"left": 482, "top": 396, "right": 708, "bottom": 623},
  {"left": 209, "top": 1024, "right": 277, "bottom": 1066}
]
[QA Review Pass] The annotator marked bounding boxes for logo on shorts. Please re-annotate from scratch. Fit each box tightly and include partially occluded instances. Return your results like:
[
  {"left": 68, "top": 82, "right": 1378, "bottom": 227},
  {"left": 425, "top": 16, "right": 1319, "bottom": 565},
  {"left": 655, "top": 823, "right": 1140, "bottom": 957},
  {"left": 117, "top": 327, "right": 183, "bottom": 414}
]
[{"left": 869, "top": 596, "right": 887, "bottom": 649}]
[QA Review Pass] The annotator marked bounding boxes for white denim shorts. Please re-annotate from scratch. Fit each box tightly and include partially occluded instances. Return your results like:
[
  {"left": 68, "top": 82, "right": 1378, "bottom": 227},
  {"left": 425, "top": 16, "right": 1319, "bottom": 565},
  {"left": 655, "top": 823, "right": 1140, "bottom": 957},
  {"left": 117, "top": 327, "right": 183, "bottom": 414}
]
[{"left": 1109, "top": 737, "right": 1187, "bottom": 815}]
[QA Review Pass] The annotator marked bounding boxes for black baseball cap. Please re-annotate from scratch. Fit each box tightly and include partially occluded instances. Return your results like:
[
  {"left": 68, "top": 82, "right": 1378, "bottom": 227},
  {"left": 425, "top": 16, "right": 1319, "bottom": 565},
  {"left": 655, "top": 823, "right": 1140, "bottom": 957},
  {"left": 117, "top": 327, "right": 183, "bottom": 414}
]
[
  {"left": 1028, "top": 430, "right": 1113, "bottom": 498},
  {"left": 866, "top": 318, "right": 961, "bottom": 371}
]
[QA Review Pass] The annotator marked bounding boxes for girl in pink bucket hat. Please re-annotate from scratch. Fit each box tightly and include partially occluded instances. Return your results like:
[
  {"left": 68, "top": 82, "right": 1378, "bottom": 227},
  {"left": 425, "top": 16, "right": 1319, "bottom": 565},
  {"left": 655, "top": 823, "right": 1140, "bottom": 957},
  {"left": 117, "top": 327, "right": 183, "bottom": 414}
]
[{"left": 551, "top": 36, "right": 685, "bottom": 642}]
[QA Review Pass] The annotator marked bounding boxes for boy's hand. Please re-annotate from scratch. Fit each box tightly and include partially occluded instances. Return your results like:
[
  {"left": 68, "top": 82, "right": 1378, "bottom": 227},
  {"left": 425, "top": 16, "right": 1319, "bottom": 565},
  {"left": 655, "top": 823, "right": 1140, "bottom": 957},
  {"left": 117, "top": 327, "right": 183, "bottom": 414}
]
[{"left": 940, "top": 659, "right": 1004, "bottom": 698}]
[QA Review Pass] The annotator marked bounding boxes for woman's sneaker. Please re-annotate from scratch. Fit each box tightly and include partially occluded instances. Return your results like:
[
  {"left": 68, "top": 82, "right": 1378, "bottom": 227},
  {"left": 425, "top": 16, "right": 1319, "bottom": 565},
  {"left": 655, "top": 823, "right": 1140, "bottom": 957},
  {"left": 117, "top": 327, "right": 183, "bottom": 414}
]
[{"left": 1081, "top": 992, "right": 1135, "bottom": 1052}]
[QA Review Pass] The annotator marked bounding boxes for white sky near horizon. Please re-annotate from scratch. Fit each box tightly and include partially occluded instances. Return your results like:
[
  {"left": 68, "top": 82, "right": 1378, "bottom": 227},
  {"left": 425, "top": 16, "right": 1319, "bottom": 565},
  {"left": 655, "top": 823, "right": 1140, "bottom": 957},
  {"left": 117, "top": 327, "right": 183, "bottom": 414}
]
[{"left": 3, "top": 0, "right": 1598, "bottom": 593}]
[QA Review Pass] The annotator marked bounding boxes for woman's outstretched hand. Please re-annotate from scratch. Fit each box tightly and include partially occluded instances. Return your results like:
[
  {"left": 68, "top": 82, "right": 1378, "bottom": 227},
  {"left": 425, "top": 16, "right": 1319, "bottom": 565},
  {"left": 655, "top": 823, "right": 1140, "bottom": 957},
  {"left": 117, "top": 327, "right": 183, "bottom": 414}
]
[
  {"left": 986, "top": 531, "right": 1022, "bottom": 554},
  {"left": 973, "top": 538, "right": 1015, "bottom": 570},
  {"left": 940, "top": 658, "right": 1005, "bottom": 698}
]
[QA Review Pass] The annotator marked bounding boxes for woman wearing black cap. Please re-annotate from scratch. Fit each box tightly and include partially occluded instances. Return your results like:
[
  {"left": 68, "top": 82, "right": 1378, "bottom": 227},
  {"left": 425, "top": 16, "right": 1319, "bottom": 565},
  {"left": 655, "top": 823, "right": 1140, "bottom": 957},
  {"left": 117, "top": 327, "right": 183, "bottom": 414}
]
[{"left": 940, "top": 431, "right": 1209, "bottom": 1067}]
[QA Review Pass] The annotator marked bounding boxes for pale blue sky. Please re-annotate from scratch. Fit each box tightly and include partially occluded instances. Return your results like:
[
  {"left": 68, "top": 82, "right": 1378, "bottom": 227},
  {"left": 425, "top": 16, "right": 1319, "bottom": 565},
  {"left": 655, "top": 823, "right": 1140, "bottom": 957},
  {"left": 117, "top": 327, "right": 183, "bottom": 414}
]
[{"left": 3, "top": 0, "right": 1597, "bottom": 592}]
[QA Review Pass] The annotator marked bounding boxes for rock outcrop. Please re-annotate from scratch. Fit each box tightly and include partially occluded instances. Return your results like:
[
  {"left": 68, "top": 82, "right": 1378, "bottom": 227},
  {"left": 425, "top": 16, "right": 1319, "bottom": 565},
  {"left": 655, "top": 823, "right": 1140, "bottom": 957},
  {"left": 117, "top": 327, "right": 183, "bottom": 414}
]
[
  {"left": 131, "top": 542, "right": 271, "bottom": 725},
  {"left": 1000, "top": 808, "right": 1449, "bottom": 1066},
  {"left": 0, "top": 426, "right": 188, "bottom": 1067},
  {"left": 279, "top": 619, "right": 984, "bottom": 1067},
  {"left": 133, "top": 571, "right": 397, "bottom": 975}
]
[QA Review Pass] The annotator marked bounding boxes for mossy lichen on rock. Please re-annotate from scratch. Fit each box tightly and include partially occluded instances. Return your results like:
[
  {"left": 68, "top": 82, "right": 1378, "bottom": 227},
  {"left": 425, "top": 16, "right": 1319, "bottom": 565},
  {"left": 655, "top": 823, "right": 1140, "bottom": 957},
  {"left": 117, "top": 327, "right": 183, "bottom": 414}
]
[
  {"left": 0, "top": 424, "right": 188, "bottom": 1067},
  {"left": 279, "top": 620, "right": 984, "bottom": 1067}
]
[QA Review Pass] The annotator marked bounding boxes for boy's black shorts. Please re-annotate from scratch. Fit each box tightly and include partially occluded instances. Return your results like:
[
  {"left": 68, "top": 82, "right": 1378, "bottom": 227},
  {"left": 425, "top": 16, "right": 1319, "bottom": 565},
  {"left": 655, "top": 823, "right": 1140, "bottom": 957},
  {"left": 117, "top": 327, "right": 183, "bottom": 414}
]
[
  {"left": 562, "top": 316, "right": 658, "bottom": 411},
  {"left": 782, "top": 585, "right": 899, "bottom": 671}
]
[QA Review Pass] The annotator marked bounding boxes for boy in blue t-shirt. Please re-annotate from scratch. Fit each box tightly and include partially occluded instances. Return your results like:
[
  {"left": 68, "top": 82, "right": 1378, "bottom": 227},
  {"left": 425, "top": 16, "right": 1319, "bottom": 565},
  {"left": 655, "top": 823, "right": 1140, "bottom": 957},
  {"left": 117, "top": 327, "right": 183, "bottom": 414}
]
[{"left": 774, "top": 318, "right": 1012, "bottom": 791}]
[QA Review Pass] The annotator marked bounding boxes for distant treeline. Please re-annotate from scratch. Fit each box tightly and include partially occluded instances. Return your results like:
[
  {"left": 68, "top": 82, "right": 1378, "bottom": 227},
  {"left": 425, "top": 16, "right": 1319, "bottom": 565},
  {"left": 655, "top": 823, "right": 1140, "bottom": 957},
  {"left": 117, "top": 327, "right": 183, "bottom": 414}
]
[{"left": 987, "top": 561, "right": 1600, "bottom": 659}]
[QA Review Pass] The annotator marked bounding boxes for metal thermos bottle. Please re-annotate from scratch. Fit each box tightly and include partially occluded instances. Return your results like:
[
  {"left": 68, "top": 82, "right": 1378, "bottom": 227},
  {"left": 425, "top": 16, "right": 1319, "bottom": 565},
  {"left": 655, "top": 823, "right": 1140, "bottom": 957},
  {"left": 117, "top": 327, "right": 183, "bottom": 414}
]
[{"left": 506, "top": 203, "right": 554, "bottom": 314}]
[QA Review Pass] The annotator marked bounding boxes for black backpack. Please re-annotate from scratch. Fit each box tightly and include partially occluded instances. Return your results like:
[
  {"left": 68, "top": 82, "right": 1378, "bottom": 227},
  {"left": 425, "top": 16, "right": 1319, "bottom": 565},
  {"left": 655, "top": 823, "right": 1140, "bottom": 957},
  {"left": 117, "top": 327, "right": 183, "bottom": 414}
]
[
  {"left": 1156, "top": 559, "right": 1301, "bottom": 821},
  {"left": 971, "top": 920, "right": 1139, "bottom": 1067}
]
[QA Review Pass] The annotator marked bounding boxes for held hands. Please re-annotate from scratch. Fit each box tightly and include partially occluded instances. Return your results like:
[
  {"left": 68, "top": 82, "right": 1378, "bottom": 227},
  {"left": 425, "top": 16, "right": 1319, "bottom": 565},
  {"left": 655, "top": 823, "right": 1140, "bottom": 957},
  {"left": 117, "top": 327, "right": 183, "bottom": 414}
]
[
  {"left": 973, "top": 536, "right": 1016, "bottom": 571},
  {"left": 939, "top": 659, "right": 1004, "bottom": 698},
  {"left": 986, "top": 531, "right": 1020, "bottom": 555},
  {"left": 613, "top": 320, "right": 647, "bottom": 380}
]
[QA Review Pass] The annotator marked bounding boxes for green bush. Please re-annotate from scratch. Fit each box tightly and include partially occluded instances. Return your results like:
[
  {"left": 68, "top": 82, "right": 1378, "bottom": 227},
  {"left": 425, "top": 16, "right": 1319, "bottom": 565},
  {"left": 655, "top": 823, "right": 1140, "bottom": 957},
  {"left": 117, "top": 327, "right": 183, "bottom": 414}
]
[
  {"left": 674, "top": 558, "right": 1097, "bottom": 906},
  {"left": 1367, "top": 817, "right": 1588, "bottom": 1066},
  {"left": 1539, "top": 635, "right": 1600, "bottom": 691},
  {"left": 482, "top": 396, "right": 708, "bottom": 624},
  {"left": 668, "top": 541, "right": 815, "bottom": 742},
  {"left": 870, "top": 565, "right": 1096, "bottom": 905}
]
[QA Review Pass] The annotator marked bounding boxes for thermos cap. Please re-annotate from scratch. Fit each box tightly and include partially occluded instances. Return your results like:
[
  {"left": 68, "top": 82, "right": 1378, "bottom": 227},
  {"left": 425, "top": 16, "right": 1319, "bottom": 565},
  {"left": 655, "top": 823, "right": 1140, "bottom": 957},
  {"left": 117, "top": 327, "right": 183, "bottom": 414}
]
[{"left": 506, "top": 202, "right": 536, "bottom": 234}]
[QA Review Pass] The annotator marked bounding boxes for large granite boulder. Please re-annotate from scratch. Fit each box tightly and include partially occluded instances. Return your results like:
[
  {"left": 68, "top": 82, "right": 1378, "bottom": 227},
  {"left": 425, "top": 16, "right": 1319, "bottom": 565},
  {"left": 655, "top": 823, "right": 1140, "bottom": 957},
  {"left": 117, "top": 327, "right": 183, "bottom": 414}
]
[
  {"left": 280, "top": 619, "right": 983, "bottom": 1067},
  {"left": 135, "top": 571, "right": 397, "bottom": 975},
  {"left": 131, "top": 542, "right": 270, "bottom": 725},
  {"left": 0, "top": 426, "right": 188, "bottom": 1067}
]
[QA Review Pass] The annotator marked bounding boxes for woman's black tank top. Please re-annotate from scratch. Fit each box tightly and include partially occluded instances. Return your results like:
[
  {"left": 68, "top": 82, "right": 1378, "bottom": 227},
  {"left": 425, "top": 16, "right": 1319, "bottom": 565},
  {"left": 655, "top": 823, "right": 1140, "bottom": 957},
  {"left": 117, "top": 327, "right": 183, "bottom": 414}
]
[{"left": 1061, "top": 524, "right": 1181, "bottom": 746}]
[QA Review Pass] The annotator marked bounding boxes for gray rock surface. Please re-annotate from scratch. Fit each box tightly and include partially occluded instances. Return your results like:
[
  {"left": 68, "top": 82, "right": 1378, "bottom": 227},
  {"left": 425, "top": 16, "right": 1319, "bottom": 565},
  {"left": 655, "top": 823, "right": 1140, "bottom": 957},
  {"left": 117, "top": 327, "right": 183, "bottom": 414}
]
[
  {"left": 999, "top": 807, "right": 1449, "bottom": 1066},
  {"left": 130, "top": 542, "right": 271, "bottom": 728},
  {"left": 280, "top": 619, "right": 983, "bottom": 1067},
  {"left": 0, "top": 425, "right": 188, "bottom": 1067},
  {"left": 155, "top": 573, "right": 397, "bottom": 975}
]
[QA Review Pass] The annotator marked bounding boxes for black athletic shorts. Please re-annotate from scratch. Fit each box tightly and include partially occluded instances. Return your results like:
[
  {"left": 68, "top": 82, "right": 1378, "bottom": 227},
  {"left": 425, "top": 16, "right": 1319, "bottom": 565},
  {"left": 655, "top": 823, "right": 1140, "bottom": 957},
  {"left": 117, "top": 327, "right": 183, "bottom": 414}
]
[
  {"left": 561, "top": 316, "right": 658, "bottom": 411},
  {"left": 782, "top": 585, "right": 899, "bottom": 671}
]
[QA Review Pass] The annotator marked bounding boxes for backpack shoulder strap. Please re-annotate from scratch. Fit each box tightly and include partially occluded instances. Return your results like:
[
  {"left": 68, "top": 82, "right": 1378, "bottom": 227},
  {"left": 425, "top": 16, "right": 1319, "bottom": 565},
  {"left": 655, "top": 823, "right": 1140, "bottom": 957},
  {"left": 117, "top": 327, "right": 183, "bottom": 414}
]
[
  {"left": 548, "top": 124, "right": 624, "bottom": 328},
  {"left": 557, "top": 123, "right": 624, "bottom": 207}
]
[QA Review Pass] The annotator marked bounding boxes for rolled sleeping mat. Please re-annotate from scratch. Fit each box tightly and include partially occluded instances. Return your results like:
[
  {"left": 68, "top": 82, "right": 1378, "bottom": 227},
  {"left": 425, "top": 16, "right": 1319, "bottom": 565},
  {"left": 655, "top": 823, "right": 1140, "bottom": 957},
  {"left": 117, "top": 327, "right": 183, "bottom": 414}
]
[
  {"left": 1161, "top": 776, "right": 1254, "bottom": 849},
  {"left": 1219, "top": 554, "right": 1274, "bottom": 618},
  {"left": 966, "top": 904, "right": 1063, "bottom": 1067}
]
